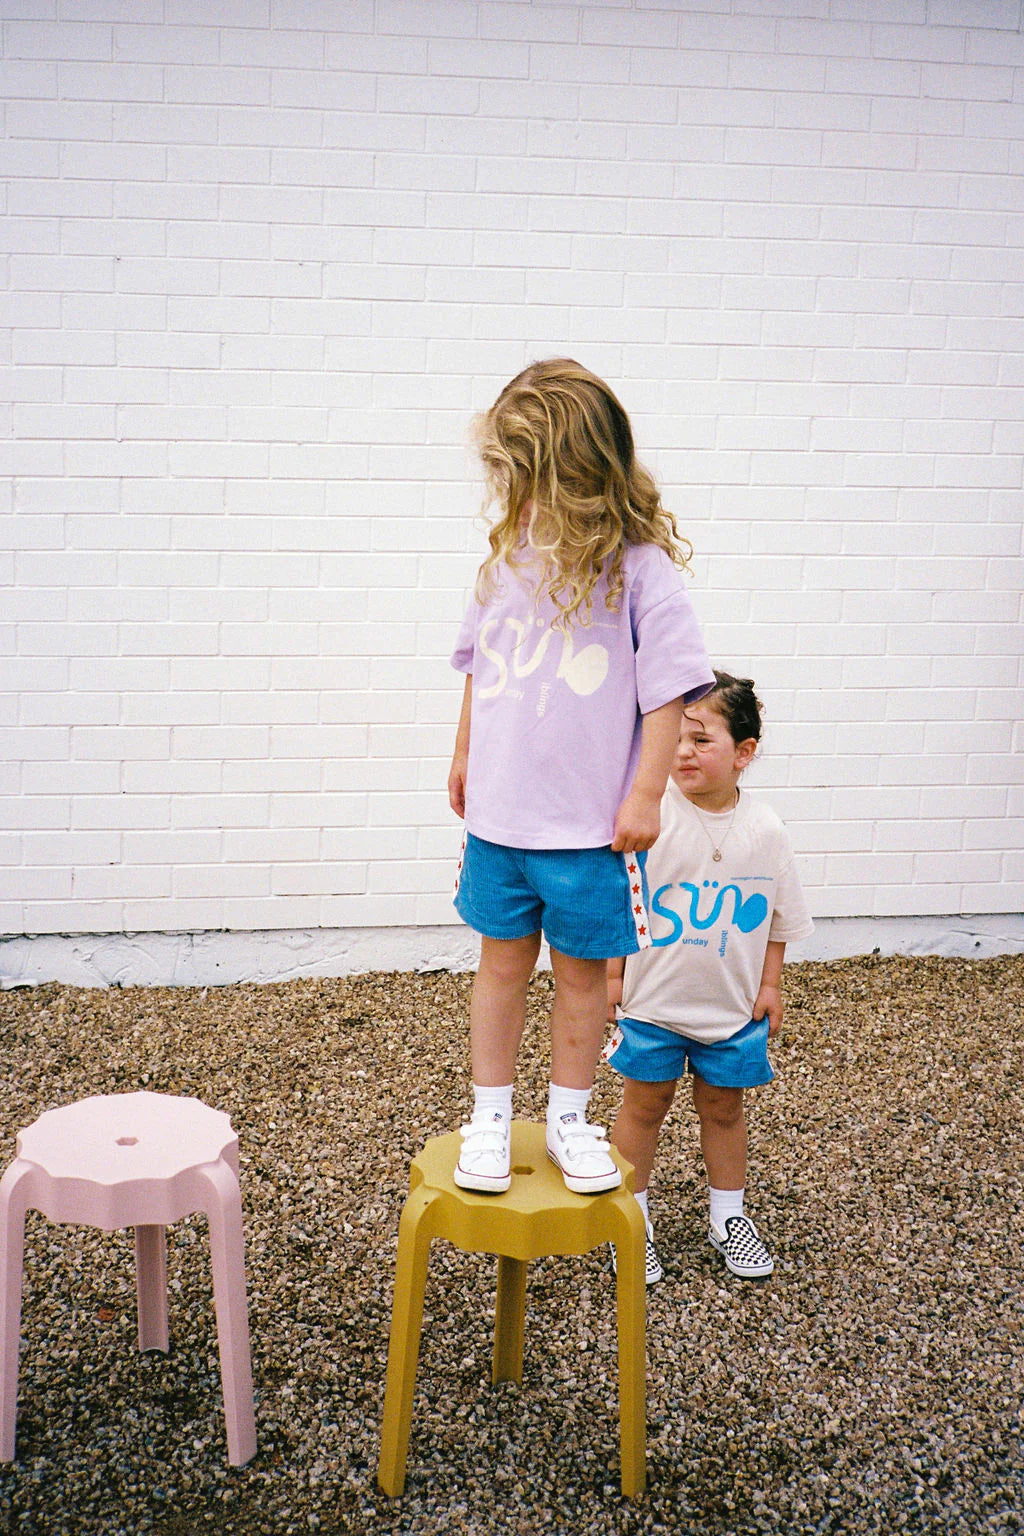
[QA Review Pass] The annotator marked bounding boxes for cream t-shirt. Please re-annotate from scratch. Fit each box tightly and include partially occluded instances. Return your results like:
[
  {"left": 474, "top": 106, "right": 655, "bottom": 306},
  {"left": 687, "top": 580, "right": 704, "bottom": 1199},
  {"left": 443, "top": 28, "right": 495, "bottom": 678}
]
[{"left": 619, "top": 781, "right": 813, "bottom": 1043}]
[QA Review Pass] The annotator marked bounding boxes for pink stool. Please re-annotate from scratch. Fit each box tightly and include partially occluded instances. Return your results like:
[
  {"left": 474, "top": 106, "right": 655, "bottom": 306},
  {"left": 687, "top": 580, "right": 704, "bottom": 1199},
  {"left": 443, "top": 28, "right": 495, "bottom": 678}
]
[{"left": 0, "top": 1091, "right": 256, "bottom": 1466}]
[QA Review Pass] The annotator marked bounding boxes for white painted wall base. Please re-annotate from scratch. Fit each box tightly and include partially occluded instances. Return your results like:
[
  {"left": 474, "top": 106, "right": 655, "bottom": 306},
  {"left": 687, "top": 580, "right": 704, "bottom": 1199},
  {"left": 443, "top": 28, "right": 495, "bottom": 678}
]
[{"left": 1, "top": 917, "right": 1021, "bottom": 990}]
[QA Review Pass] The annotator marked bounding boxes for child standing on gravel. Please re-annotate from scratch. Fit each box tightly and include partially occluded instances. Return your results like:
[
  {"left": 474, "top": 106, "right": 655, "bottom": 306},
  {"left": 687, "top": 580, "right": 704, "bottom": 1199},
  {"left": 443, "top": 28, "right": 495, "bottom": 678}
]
[
  {"left": 605, "top": 672, "right": 812, "bottom": 1283},
  {"left": 448, "top": 358, "right": 715, "bottom": 1196}
]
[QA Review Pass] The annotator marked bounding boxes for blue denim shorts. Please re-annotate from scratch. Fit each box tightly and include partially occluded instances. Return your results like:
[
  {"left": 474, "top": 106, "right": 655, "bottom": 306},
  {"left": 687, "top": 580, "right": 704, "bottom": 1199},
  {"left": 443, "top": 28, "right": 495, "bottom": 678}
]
[
  {"left": 453, "top": 832, "right": 652, "bottom": 960},
  {"left": 603, "top": 1014, "right": 774, "bottom": 1089}
]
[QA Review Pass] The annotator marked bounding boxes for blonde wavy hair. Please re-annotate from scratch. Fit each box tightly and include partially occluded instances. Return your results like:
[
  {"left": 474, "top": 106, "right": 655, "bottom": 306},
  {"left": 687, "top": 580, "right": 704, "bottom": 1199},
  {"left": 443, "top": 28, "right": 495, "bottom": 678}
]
[{"left": 473, "top": 358, "right": 692, "bottom": 629}]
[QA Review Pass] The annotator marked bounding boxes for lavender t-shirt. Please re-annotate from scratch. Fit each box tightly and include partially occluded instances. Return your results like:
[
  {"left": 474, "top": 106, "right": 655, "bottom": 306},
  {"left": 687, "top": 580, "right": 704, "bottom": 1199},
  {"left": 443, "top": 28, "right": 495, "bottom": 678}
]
[{"left": 451, "top": 543, "right": 715, "bottom": 850}]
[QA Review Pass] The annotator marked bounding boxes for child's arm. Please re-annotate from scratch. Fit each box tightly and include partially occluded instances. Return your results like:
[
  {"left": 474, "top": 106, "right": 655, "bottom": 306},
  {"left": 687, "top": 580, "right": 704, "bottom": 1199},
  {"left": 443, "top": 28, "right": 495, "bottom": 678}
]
[
  {"left": 448, "top": 674, "right": 472, "bottom": 818},
  {"left": 753, "top": 939, "right": 786, "bottom": 1038},
  {"left": 606, "top": 957, "right": 625, "bottom": 1022},
  {"left": 610, "top": 696, "right": 684, "bottom": 853}
]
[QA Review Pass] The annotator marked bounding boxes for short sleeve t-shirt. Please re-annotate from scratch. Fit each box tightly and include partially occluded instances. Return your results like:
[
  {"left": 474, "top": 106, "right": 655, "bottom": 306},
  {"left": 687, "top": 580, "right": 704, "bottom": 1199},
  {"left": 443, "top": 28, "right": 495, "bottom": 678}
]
[
  {"left": 620, "top": 782, "right": 814, "bottom": 1043},
  {"left": 451, "top": 543, "right": 714, "bottom": 850}
]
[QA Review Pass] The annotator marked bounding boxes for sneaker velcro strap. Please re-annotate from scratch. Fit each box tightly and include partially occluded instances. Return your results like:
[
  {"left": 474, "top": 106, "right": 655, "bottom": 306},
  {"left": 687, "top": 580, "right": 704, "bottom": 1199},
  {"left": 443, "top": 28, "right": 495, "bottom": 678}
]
[{"left": 559, "top": 1122, "right": 608, "bottom": 1142}]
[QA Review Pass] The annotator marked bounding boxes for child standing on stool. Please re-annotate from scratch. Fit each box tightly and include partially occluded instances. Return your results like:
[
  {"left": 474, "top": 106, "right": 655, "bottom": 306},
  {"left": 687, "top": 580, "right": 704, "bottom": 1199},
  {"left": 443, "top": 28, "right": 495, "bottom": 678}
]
[
  {"left": 448, "top": 358, "right": 715, "bottom": 1196},
  {"left": 605, "top": 672, "right": 813, "bottom": 1281}
]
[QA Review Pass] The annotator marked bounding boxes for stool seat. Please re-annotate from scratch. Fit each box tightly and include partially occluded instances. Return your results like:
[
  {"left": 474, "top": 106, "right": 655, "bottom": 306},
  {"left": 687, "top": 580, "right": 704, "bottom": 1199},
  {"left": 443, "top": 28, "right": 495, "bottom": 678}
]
[
  {"left": 0, "top": 1092, "right": 256, "bottom": 1467},
  {"left": 378, "top": 1120, "right": 647, "bottom": 1498},
  {"left": 12, "top": 1092, "right": 241, "bottom": 1229}
]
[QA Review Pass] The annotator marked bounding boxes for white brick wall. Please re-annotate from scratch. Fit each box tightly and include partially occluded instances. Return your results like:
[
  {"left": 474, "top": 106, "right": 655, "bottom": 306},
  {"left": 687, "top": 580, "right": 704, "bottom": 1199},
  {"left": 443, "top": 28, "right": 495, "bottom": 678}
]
[{"left": 2, "top": 0, "right": 1023, "bottom": 967}]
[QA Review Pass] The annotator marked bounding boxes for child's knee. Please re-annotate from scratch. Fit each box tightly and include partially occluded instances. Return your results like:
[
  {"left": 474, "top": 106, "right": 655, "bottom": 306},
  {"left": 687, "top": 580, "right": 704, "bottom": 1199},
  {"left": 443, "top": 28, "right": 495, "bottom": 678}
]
[
  {"left": 479, "top": 932, "right": 541, "bottom": 984},
  {"left": 625, "top": 1077, "right": 676, "bottom": 1127},
  {"left": 693, "top": 1079, "right": 744, "bottom": 1128},
  {"left": 552, "top": 951, "right": 608, "bottom": 999}
]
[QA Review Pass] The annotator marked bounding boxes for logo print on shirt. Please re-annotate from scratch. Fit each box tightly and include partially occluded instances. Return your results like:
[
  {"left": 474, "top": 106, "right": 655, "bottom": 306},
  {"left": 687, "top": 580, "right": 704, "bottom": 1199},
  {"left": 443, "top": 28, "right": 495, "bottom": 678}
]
[
  {"left": 651, "top": 881, "right": 769, "bottom": 948},
  {"left": 477, "top": 618, "right": 609, "bottom": 701}
]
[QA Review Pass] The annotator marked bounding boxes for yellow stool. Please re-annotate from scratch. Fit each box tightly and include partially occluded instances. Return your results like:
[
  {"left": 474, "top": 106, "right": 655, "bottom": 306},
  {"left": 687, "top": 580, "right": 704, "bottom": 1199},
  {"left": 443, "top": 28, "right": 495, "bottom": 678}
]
[{"left": 377, "top": 1120, "right": 646, "bottom": 1498}]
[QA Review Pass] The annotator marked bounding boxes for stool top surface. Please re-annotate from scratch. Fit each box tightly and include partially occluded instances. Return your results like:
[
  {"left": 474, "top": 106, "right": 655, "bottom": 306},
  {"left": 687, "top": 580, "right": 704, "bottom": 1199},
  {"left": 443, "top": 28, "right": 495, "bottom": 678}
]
[
  {"left": 411, "top": 1120, "right": 638, "bottom": 1260},
  {"left": 16, "top": 1092, "right": 236, "bottom": 1188}
]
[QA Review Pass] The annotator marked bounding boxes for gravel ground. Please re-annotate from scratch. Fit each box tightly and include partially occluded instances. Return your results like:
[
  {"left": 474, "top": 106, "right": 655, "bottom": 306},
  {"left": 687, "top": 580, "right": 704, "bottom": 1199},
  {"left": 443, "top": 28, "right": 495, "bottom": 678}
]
[{"left": 0, "top": 954, "right": 1021, "bottom": 1536}]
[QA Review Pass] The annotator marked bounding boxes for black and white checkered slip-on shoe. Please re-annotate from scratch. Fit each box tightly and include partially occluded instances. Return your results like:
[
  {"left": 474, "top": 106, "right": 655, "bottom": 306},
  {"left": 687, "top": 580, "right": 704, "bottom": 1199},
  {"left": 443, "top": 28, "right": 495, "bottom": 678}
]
[
  {"left": 708, "top": 1214, "right": 774, "bottom": 1279},
  {"left": 609, "top": 1221, "right": 663, "bottom": 1286}
]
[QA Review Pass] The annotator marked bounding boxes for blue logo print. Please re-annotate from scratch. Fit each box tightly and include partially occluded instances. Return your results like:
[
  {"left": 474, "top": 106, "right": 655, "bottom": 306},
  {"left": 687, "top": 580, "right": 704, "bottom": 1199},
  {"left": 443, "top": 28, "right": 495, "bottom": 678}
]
[{"left": 651, "top": 881, "right": 769, "bottom": 948}]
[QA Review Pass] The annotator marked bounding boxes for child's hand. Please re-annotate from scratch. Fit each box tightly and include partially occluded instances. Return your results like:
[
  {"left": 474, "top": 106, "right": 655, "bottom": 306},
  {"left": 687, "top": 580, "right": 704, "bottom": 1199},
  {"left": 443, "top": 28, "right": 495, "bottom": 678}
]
[
  {"left": 606, "top": 958, "right": 624, "bottom": 1022},
  {"left": 753, "top": 985, "right": 783, "bottom": 1038},
  {"left": 448, "top": 757, "right": 468, "bottom": 818},
  {"left": 610, "top": 787, "right": 661, "bottom": 853}
]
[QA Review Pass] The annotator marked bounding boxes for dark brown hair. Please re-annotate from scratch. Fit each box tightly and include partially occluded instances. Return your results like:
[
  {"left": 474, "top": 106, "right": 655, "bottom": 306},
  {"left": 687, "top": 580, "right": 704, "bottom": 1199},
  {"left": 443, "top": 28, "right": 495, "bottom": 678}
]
[{"left": 705, "top": 670, "right": 763, "bottom": 745}]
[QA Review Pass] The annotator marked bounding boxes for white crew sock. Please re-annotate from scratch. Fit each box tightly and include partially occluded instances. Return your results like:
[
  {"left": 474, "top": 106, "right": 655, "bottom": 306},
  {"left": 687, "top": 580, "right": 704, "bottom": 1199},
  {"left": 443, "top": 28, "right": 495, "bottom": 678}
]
[
  {"left": 709, "top": 1185, "right": 744, "bottom": 1230},
  {"left": 547, "top": 1082, "right": 590, "bottom": 1134},
  {"left": 471, "top": 1083, "right": 513, "bottom": 1124},
  {"left": 634, "top": 1188, "right": 650, "bottom": 1222}
]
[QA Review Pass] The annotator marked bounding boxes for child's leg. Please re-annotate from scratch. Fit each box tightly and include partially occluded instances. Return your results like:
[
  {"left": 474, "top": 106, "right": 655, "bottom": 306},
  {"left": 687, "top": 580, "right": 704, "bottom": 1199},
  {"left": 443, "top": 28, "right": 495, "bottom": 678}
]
[
  {"left": 611, "top": 1077, "right": 677, "bottom": 1195},
  {"left": 608, "top": 1077, "right": 674, "bottom": 1285},
  {"left": 691, "top": 1076, "right": 746, "bottom": 1191},
  {"left": 546, "top": 947, "right": 621, "bottom": 1193},
  {"left": 548, "top": 947, "right": 608, "bottom": 1088},
  {"left": 693, "top": 1073, "right": 774, "bottom": 1278},
  {"left": 455, "top": 932, "right": 540, "bottom": 1194},
  {"left": 468, "top": 931, "right": 542, "bottom": 1084}
]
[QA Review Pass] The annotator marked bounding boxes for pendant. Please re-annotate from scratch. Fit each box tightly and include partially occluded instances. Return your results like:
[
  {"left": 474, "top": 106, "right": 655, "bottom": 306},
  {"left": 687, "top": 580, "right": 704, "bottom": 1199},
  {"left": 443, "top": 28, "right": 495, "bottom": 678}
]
[{"left": 712, "top": 849, "right": 722, "bottom": 862}]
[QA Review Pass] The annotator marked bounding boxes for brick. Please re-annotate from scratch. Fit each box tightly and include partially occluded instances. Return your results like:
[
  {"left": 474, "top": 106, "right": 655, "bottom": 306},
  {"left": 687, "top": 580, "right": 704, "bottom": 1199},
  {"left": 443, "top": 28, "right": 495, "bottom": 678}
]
[
  {"left": 0, "top": 139, "right": 60, "bottom": 182},
  {"left": 224, "top": 829, "right": 319, "bottom": 863},
  {"left": 222, "top": 760, "right": 318, "bottom": 794},
  {"left": 72, "top": 861, "right": 172, "bottom": 899},
  {"left": 321, "top": 757, "right": 411, "bottom": 793},
  {"left": 167, "top": 442, "right": 270, "bottom": 478},
  {"left": 269, "top": 793, "right": 367, "bottom": 829},
  {"left": 58, "top": 61, "right": 164, "bottom": 102},
  {"left": 871, "top": 22, "right": 966, "bottom": 64},
  {"left": 121, "top": 897, "right": 226, "bottom": 929},
  {"left": 5, "top": 21, "right": 111, "bottom": 61},
  {"left": 826, "top": 853, "right": 916, "bottom": 886},
  {"left": 113, "top": 24, "right": 220, "bottom": 65},
  {"left": 173, "top": 865, "right": 273, "bottom": 899},
  {"left": 266, "top": 861, "right": 364, "bottom": 897},
  {"left": 923, "top": 61, "right": 1014, "bottom": 102},
  {"left": 578, "top": 82, "right": 678, "bottom": 125},
  {"left": 325, "top": 893, "right": 418, "bottom": 925},
  {"left": 0, "top": 59, "right": 57, "bottom": 97},
  {"left": 4, "top": 868, "right": 74, "bottom": 901},
  {"left": 484, "top": 78, "right": 589, "bottom": 121},
  {"left": 111, "top": 101, "right": 217, "bottom": 144},
  {"left": 425, "top": 36, "right": 528, "bottom": 79},
  {"left": 827, "top": 56, "right": 922, "bottom": 96}
]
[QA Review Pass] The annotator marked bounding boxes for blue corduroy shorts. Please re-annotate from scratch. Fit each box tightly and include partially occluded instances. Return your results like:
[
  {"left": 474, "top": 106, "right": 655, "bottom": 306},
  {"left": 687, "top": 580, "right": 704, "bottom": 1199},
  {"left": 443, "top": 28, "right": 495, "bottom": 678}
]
[
  {"left": 453, "top": 832, "right": 652, "bottom": 960},
  {"left": 603, "top": 1014, "right": 774, "bottom": 1088}
]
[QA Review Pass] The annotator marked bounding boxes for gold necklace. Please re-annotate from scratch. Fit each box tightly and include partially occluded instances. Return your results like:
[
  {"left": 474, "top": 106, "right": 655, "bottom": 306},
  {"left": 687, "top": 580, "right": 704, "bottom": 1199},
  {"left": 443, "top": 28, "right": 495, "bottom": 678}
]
[{"left": 690, "top": 790, "right": 739, "bottom": 862}]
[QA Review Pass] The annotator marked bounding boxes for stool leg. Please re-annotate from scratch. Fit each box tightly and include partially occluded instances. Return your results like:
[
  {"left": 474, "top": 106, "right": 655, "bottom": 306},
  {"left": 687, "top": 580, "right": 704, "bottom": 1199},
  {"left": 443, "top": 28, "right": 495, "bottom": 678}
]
[
  {"left": 378, "top": 1186, "right": 439, "bottom": 1498},
  {"left": 0, "top": 1162, "right": 34, "bottom": 1462},
  {"left": 612, "top": 1202, "right": 647, "bottom": 1498},
  {"left": 135, "top": 1225, "right": 169, "bottom": 1353},
  {"left": 492, "top": 1256, "right": 527, "bottom": 1385},
  {"left": 197, "top": 1161, "right": 257, "bottom": 1467}
]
